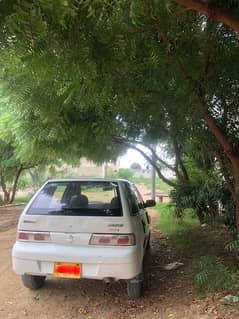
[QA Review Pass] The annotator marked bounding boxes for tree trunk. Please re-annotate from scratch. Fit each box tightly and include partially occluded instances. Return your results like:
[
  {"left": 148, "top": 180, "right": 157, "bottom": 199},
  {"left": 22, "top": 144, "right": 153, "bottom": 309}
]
[
  {"left": 0, "top": 166, "right": 25, "bottom": 205},
  {"left": 235, "top": 195, "right": 239, "bottom": 231},
  {"left": 214, "top": 149, "right": 235, "bottom": 197},
  {"left": 0, "top": 168, "right": 10, "bottom": 204},
  {"left": 9, "top": 165, "right": 24, "bottom": 204},
  {"left": 196, "top": 208, "right": 205, "bottom": 224},
  {"left": 3, "top": 190, "right": 10, "bottom": 204},
  {"left": 232, "top": 163, "right": 239, "bottom": 231}
]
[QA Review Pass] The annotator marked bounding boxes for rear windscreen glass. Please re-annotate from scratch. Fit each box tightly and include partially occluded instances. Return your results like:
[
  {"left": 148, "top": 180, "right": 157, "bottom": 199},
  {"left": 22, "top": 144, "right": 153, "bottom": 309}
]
[{"left": 27, "top": 181, "right": 122, "bottom": 216}]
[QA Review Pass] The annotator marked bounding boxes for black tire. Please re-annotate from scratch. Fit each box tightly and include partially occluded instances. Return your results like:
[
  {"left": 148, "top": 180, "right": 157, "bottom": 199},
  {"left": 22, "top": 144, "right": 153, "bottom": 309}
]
[
  {"left": 21, "top": 274, "right": 46, "bottom": 290},
  {"left": 127, "top": 280, "right": 142, "bottom": 299}
]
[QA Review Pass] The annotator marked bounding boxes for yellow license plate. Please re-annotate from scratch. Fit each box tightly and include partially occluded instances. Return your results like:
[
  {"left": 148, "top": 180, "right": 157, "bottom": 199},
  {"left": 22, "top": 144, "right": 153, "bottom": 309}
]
[{"left": 53, "top": 262, "right": 81, "bottom": 279}]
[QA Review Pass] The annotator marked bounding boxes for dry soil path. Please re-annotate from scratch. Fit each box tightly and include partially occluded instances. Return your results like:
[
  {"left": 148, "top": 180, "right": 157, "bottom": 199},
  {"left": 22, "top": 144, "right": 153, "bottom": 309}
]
[{"left": 0, "top": 206, "right": 238, "bottom": 319}]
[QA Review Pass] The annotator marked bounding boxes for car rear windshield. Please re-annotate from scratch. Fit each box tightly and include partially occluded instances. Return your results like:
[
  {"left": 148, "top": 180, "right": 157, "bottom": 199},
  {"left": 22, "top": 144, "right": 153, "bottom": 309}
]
[{"left": 27, "top": 181, "right": 122, "bottom": 216}]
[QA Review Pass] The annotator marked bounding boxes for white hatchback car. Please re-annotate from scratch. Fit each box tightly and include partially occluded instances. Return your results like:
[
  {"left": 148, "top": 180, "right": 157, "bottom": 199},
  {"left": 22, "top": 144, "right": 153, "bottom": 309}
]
[{"left": 12, "top": 179, "right": 155, "bottom": 298}]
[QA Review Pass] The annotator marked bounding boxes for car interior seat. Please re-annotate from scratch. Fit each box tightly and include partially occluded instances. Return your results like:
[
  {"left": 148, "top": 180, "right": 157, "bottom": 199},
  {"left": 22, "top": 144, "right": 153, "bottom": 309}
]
[
  {"left": 110, "top": 197, "right": 120, "bottom": 209},
  {"left": 70, "top": 194, "right": 88, "bottom": 208}
]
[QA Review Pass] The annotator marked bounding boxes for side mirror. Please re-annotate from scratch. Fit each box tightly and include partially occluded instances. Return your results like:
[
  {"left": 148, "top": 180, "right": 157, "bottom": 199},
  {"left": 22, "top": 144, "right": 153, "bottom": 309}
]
[{"left": 144, "top": 199, "right": 156, "bottom": 208}]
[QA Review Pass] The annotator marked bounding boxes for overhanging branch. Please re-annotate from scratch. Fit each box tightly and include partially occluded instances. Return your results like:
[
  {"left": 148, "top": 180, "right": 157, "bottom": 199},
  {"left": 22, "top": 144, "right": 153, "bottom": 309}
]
[
  {"left": 175, "top": 0, "right": 239, "bottom": 34},
  {"left": 113, "top": 136, "right": 176, "bottom": 188},
  {"left": 128, "top": 139, "right": 176, "bottom": 173}
]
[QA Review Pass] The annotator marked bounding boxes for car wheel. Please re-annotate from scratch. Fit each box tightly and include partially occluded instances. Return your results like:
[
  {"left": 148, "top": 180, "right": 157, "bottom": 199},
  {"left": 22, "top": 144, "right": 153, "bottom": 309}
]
[
  {"left": 127, "top": 270, "right": 143, "bottom": 299},
  {"left": 127, "top": 280, "right": 142, "bottom": 299},
  {"left": 21, "top": 274, "right": 46, "bottom": 289}
]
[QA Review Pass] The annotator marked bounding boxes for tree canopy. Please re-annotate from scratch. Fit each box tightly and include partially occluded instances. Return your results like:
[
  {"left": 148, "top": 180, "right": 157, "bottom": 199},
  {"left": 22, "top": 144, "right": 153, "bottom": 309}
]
[{"left": 0, "top": 0, "right": 239, "bottom": 227}]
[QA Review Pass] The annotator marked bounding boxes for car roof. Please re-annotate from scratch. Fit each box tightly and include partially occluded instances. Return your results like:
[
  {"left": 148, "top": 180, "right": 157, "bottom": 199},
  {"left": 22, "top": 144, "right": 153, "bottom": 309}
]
[{"left": 45, "top": 178, "right": 131, "bottom": 184}]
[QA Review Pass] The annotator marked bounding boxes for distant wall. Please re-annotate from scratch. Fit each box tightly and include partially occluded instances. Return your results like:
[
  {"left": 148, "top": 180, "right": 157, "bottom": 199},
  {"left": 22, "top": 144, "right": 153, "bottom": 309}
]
[{"left": 59, "top": 159, "right": 120, "bottom": 178}]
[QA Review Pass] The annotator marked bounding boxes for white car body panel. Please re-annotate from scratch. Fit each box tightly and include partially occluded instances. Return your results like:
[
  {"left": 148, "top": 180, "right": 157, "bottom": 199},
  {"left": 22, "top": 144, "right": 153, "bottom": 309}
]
[{"left": 12, "top": 179, "right": 151, "bottom": 282}]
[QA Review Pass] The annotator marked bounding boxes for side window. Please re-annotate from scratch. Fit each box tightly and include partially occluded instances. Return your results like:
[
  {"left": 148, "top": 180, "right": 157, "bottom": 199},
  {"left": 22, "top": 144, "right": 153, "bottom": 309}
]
[
  {"left": 52, "top": 185, "right": 67, "bottom": 203},
  {"left": 124, "top": 183, "right": 139, "bottom": 215},
  {"left": 51, "top": 185, "right": 68, "bottom": 207},
  {"left": 30, "top": 183, "right": 66, "bottom": 209},
  {"left": 132, "top": 185, "right": 144, "bottom": 209}
]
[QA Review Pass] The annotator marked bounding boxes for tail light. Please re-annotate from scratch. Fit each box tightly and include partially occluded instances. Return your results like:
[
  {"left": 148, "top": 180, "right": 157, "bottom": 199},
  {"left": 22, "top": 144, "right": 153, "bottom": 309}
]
[
  {"left": 89, "top": 233, "right": 136, "bottom": 246},
  {"left": 17, "top": 231, "right": 51, "bottom": 242}
]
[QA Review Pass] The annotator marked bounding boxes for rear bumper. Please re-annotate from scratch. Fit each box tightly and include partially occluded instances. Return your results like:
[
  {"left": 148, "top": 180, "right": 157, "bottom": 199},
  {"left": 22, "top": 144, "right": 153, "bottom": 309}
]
[{"left": 12, "top": 242, "right": 142, "bottom": 280}]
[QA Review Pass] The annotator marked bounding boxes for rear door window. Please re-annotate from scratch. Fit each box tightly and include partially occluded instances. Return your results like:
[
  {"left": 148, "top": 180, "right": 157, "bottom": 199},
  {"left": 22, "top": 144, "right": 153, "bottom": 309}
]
[
  {"left": 124, "top": 183, "right": 140, "bottom": 215},
  {"left": 27, "top": 181, "right": 122, "bottom": 216},
  {"left": 131, "top": 185, "right": 144, "bottom": 209}
]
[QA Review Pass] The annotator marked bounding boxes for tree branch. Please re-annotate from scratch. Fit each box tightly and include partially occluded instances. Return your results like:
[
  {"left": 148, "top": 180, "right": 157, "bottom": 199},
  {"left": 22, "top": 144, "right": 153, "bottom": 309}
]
[
  {"left": 173, "top": 141, "right": 189, "bottom": 181},
  {"left": 194, "top": 92, "right": 239, "bottom": 160},
  {"left": 122, "top": 137, "right": 190, "bottom": 184},
  {"left": 128, "top": 139, "right": 177, "bottom": 173},
  {"left": 151, "top": 17, "right": 239, "bottom": 171},
  {"left": 175, "top": 0, "right": 239, "bottom": 34},
  {"left": 113, "top": 137, "right": 176, "bottom": 187},
  {"left": 214, "top": 149, "right": 235, "bottom": 200}
]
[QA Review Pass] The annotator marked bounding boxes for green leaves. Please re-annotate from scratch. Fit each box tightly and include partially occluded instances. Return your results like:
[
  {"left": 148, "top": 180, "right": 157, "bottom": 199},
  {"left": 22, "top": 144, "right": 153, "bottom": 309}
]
[
  {"left": 129, "top": 0, "right": 146, "bottom": 26},
  {"left": 0, "top": 0, "right": 238, "bottom": 224},
  {"left": 194, "top": 256, "right": 232, "bottom": 293}
]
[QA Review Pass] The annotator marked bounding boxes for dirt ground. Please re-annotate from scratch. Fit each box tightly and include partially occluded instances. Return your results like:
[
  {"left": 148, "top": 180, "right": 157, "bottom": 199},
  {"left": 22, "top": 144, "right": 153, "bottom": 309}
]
[{"left": 0, "top": 205, "right": 239, "bottom": 319}]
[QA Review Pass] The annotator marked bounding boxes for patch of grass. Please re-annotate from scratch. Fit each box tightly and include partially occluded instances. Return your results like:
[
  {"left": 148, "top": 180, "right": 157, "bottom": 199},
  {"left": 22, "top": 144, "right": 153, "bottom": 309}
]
[
  {"left": 156, "top": 203, "right": 221, "bottom": 259},
  {"left": 194, "top": 256, "right": 232, "bottom": 293},
  {"left": 156, "top": 202, "right": 236, "bottom": 296},
  {"left": 13, "top": 194, "right": 32, "bottom": 204},
  {"left": 157, "top": 202, "right": 198, "bottom": 236}
]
